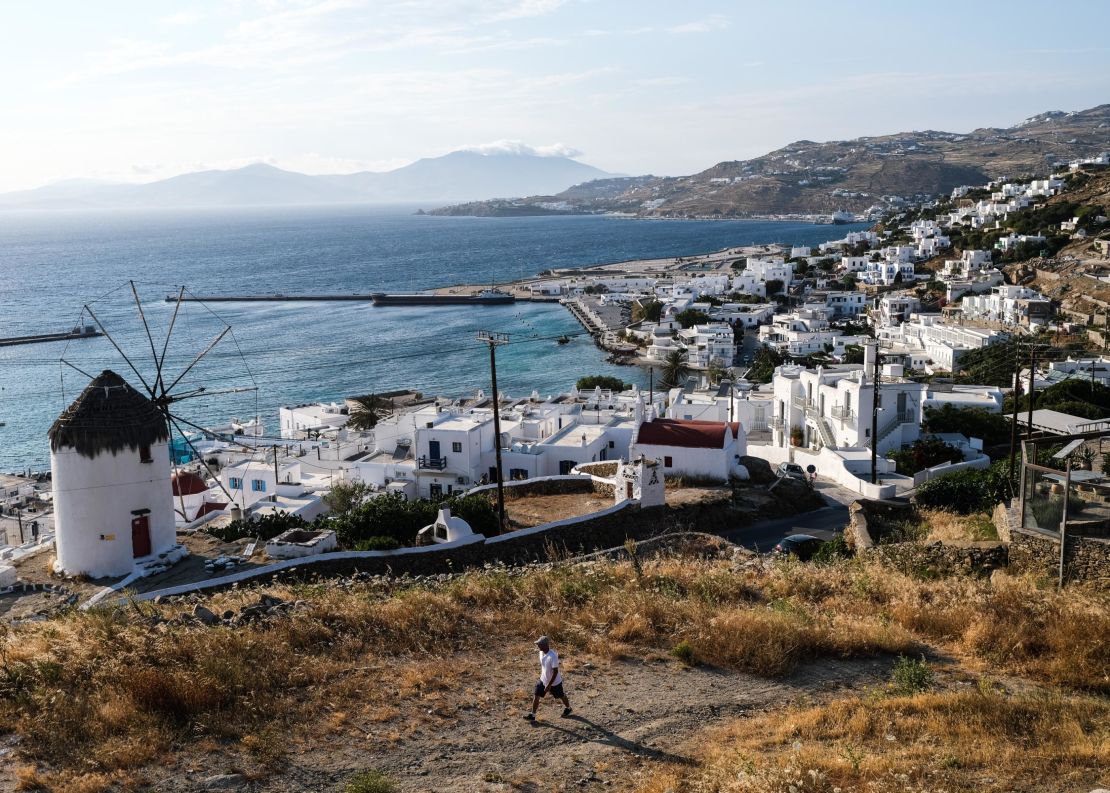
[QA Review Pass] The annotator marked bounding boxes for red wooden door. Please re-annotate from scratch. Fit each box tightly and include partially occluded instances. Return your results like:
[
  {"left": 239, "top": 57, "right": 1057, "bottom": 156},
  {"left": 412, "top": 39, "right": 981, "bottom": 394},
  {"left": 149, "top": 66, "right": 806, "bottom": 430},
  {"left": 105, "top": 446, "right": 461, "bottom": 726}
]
[{"left": 131, "top": 515, "right": 151, "bottom": 558}]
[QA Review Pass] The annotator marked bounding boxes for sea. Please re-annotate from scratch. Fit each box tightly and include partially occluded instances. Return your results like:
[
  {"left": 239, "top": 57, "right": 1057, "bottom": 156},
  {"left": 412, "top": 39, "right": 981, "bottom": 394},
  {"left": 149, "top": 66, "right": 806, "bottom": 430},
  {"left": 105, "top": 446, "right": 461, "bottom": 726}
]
[{"left": 0, "top": 205, "right": 868, "bottom": 471}]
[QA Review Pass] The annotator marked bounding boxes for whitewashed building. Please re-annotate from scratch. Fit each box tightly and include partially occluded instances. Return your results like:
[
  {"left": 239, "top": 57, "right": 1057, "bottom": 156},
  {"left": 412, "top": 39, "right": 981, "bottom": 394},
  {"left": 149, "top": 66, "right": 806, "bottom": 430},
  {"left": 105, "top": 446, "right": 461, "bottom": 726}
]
[
  {"left": 49, "top": 370, "right": 178, "bottom": 578},
  {"left": 768, "top": 345, "right": 926, "bottom": 455},
  {"left": 631, "top": 418, "right": 747, "bottom": 482}
]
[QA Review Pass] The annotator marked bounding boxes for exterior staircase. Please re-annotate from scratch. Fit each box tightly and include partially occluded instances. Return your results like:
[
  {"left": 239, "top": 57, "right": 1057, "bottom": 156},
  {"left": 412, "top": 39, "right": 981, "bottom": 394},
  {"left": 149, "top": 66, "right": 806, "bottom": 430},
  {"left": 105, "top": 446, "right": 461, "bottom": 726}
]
[{"left": 876, "top": 409, "right": 913, "bottom": 446}]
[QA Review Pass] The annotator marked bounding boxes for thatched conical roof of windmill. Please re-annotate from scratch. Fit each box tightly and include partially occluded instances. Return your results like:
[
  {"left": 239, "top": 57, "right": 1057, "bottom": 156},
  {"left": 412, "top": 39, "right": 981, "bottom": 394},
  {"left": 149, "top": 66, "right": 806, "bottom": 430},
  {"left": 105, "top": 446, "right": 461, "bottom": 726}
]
[{"left": 49, "top": 370, "right": 169, "bottom": 458}]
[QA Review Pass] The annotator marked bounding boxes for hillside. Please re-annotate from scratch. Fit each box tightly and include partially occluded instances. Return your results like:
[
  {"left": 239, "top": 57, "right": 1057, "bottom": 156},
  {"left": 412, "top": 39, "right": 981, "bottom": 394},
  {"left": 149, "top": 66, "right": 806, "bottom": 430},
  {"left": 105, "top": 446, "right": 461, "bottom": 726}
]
[
  {"left": 431, "top": 104, "right": 1110, "bottom": 218},
  {"left": 0, "top": 535, "right": 1106, "bottom": 792},
  {"left": 0, "top": 151, "right": 612, "bottom": 210}
]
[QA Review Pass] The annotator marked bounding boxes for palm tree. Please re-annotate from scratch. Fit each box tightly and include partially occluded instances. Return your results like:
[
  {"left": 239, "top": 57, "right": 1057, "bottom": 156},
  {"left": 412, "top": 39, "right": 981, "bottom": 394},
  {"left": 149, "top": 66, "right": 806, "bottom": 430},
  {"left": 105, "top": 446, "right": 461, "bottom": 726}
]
[
  {"left": 660, "top": 349, "right": 690, "bottom": 389},
  {"left": 348, "top": 394, "right": 388, "bottom": 431}
]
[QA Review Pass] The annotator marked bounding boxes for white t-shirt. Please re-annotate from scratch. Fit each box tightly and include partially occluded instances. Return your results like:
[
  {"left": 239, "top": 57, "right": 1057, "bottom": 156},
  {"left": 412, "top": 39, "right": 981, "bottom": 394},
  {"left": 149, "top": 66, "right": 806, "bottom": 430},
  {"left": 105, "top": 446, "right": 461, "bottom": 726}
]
[{"left": 538, "top": 648, "right": 563, "bottom": 687}]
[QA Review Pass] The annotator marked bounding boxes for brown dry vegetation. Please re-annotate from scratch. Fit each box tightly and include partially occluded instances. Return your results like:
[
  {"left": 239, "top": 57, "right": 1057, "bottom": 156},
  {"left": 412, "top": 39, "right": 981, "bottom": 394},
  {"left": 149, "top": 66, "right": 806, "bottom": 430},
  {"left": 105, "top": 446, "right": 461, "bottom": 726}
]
[
  {"left": 638, "top": 690, "right": 1109, "bottom": 793},
  {"left": 0, "top": 553, "right": 1107, "bottom": 790}
]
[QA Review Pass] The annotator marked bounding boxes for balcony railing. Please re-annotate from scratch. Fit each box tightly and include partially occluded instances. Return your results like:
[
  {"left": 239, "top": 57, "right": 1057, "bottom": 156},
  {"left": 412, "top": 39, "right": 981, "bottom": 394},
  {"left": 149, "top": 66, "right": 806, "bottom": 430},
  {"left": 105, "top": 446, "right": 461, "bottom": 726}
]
[
  {"left": 770, "top": 416, "right": 784, "bottom": 429},
  {"left": 791, "top": 395, "right": 811, "bottom": 410},
  {"left": 417, "top": 456, "right": 447, "bottom": 470},
  {"left": 831, "top": 405, "right": 855, "bottom": 421}
]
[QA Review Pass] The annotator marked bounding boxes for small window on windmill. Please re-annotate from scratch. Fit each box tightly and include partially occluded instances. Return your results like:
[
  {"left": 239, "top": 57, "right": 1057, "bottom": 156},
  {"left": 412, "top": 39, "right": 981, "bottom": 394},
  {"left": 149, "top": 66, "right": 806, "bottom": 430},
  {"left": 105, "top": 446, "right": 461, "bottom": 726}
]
[{"left": 139, "top": 444, "right": 152, "bottom": 464}]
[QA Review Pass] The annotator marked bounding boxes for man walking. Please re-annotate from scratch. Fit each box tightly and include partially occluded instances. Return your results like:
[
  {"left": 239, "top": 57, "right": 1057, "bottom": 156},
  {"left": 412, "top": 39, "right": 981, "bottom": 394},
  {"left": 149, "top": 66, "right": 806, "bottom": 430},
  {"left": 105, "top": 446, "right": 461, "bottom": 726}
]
[{"left": 525, "top": 635, "right": 572, "bottom": 720}]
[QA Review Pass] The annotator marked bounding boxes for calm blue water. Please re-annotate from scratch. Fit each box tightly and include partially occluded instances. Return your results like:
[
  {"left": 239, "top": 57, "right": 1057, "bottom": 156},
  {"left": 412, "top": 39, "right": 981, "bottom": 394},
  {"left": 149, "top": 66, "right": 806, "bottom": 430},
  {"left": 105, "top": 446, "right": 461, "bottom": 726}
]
[{"left": 0, "top": 206, "right": 867, "bottom": 470}]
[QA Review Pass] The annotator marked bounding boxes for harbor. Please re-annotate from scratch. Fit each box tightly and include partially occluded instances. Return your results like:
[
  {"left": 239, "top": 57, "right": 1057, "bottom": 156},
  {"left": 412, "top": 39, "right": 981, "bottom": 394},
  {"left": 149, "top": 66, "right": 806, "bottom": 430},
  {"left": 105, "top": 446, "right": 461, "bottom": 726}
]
[{"left": 0, "top": 325, "right": 101, "bottom": 348}]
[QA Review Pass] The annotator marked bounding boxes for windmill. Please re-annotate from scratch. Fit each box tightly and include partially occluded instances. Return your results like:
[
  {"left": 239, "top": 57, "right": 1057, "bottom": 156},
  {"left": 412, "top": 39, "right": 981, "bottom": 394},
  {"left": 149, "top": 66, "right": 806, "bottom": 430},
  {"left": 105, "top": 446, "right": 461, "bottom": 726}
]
[{"left": 58, "top": 280, "right": 259, "bottom": 520}]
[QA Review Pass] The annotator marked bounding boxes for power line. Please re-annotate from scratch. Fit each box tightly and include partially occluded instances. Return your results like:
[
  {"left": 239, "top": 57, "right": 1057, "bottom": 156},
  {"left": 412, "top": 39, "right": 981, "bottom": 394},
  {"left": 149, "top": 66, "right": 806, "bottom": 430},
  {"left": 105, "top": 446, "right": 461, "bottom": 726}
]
[{"left": 0, "top": 329, "right": 599, "bottom": 402}]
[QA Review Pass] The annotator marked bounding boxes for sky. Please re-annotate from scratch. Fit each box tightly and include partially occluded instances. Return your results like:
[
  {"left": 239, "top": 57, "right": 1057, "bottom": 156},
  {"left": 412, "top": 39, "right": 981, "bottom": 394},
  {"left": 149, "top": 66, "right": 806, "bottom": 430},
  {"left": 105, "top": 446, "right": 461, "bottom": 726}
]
[{"left": 2, "top": 0, "right": 1110, "bottom": 192}]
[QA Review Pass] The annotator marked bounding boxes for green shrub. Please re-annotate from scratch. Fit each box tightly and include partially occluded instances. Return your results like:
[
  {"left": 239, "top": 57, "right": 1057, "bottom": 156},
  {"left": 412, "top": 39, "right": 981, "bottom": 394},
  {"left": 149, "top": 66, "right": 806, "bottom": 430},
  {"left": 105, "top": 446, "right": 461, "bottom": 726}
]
[
  {"left": 671, "top": 640, "right": 696, "bottom": 666},
  {"left": 811, "top": 534, "right": 851, "bottom": 565},
  {"left": 331, "top": 492, "right": 500, "bottom": 548},
  {"left": 341, "top": 770, "right": 397, "bottom": 793},
  {"left": 915, "top": 461, "right": 1012, "bottom": 514},
  {"left": 675, "top": 308, "right": 711, "bottom": 329},
  {"left": 886, "top": 437, "right": 964, "bottom": 476},
  {"left": 206, "top": 510, "right": 307, "bottom": 542},
  {"left": 575, "top": 375, "right": 628, "bottom": 391},
  {"left": 353, "top": 536, "right": 402, "bottom": 551},
  {"left": 890, "top": 655, "right": 934, "bottom": 695}
]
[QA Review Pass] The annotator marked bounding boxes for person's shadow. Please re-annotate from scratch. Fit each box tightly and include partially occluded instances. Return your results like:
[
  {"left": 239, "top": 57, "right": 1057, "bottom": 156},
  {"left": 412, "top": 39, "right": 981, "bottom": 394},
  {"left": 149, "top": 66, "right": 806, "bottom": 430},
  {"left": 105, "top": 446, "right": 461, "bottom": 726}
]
[{"left": 532, "top": 713, "right": 693, "bottom": 766}]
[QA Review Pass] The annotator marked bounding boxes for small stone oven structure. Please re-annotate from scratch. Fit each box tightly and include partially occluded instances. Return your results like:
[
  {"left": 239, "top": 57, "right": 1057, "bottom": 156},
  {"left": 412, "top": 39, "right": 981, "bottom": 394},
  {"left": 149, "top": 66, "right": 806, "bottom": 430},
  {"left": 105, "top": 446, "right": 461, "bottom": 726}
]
[
  {"left": 417, "top": 507, "right": 480, "bottom": 545},
  {"left": 265, "top": 528, "right": 338, "bottom": 560}
]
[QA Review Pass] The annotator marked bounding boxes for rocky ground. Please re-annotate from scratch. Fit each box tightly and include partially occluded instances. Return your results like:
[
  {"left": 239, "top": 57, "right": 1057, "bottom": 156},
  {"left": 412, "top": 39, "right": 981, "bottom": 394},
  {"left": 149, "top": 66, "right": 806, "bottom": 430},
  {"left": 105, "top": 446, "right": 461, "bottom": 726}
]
[{"left": 143, "top": 652, "right": 892, "bottom": 792}]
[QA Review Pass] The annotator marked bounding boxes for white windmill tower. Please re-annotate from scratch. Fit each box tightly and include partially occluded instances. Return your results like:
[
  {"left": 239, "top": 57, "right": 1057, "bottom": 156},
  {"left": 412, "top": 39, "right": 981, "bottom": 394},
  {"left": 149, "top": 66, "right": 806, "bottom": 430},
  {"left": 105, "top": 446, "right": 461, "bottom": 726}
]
[{"left": 49, "top": 282, "right": 255, "bottom": 578}]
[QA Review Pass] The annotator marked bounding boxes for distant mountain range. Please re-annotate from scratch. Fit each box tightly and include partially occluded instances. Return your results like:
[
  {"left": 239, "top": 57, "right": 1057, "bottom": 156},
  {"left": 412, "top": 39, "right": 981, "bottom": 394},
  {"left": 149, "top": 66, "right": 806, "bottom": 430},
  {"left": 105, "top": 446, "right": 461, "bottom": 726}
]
[
  {"left": 431, "top": 104, "right": 1110, "bottom": 219},
  {"left": 0, "top": 150, "right": 612, "bottom": 210}
]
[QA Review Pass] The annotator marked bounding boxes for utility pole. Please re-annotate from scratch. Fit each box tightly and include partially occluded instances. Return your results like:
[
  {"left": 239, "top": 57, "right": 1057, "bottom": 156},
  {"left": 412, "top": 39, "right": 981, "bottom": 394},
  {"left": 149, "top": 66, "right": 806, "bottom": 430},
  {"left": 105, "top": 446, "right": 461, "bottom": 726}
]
[
  {"left": 870, "top": 341, "right": 881, "bottom": 485},
  {"left": 648, "top": 366, "right": 654, "bottom": 407},
  {"left": 478, "top": 331, "right": 510, "bottom": 531},
  {"left": 1008, "top": 343, "right": 1022, "bottom": 483},
  {"left": 272, "top": 444, "right": 280, "bottom": 502},
  {"left": 1026, "top": 345, "right": 1037, "bottom": 440}
]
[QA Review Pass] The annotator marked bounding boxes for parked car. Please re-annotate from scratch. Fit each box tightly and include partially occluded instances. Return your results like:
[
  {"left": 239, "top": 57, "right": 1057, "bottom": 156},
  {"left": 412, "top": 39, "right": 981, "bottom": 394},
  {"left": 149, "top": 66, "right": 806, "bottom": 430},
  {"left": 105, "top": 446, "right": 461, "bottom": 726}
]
[
  {"left": 775, "top": 462, "right": 807, "bottom": 481},
  {"left": 773, "top": 534, "right": 824, "bottom": 560}
]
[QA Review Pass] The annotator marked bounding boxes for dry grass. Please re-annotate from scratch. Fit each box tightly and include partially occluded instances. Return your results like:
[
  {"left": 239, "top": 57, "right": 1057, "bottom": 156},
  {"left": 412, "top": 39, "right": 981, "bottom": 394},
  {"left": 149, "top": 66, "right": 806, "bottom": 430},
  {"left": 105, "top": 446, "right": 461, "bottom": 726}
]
[
  {"left": 919, "top": 509, "right": 999, "bottom": 542},
  {"left": 637, "top": 689, "right": 1110, "bottom": 792},
  {"left": 0, "top": 552, "right": 1106, "bottom": 787}
]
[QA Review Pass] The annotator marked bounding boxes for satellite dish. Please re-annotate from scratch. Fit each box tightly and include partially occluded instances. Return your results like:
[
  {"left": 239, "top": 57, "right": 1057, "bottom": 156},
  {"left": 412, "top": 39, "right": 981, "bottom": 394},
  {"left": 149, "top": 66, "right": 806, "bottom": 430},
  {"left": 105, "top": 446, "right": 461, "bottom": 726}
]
[{"left": 806, "top": 464, "right": 816, "bottom": 474}]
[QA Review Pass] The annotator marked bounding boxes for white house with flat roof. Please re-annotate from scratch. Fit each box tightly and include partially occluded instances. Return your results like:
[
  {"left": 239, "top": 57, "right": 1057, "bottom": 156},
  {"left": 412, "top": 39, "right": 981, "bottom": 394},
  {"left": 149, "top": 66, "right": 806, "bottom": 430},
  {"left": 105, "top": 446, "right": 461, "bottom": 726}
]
[
  {"left": 768, "top": 344, "right": 926, "bottom": 455},
  {"left": 279, "top": 402, "right": 350, "bottom": 439}
]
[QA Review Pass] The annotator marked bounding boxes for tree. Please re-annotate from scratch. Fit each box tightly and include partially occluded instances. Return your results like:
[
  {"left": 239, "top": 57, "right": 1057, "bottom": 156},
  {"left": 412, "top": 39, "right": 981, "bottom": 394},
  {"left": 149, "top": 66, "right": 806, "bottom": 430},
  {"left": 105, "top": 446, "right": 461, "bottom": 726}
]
[
  {"left": 675, "top": 309, "right": 710, "bottom": 329},
  {"left": 747, "top": 346, "right": 784, "bottom": 384},
  {"left": 348, "top": 394, "right": 390, "bottom": 431},
  {"left": 323, "top": 480, "right": 374, "bottom": 516},
  {"left": 660, "top": 349, "right": 691, "bottom": 389},
  {"left": 924, "top": 405, "right": 1011, "bottom": 448},
  {"left": 764, "top": 279, "right": 784, "bottom": 296},
  {"left": 634, "top": 300, "right": 663, "bottom": 323},
  {"left": 843, "top": 344, "right": 865, "bottom": 364},
  {"left": 1010, "top": 378, "right": 1110, "bottom": 418},
  {"left": 576, "top": 375, "right": 627, "bottom": 392}
]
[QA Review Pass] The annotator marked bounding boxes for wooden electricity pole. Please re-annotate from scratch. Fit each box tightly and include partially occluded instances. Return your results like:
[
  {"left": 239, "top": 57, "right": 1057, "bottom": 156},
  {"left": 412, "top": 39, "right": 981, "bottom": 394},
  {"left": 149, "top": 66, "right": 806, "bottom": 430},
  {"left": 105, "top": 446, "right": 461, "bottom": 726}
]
[
  {"left": 1008, "top": 343, "right": 1022, "bottom": 483},
  {"left": 478, "top": 331, "right": 510, "bottom": 531},
  {"left": 870, "top": 342, "right": 881, "bottom": 485}
]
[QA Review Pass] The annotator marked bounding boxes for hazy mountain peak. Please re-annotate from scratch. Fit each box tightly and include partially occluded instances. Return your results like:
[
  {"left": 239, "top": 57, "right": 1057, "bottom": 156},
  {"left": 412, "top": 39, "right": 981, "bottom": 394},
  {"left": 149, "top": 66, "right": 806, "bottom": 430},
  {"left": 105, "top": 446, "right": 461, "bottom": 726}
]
[{"left": 0, "top": 148, "right": 611, "bottom": 210}]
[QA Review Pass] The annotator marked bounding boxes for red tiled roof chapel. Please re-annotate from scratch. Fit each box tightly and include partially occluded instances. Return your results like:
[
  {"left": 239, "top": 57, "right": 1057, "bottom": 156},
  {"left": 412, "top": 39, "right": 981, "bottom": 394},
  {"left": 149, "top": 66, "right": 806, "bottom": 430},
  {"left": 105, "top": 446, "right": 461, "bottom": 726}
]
[{"left": 634, "top": 419, "right": 740, "bottom": 449}]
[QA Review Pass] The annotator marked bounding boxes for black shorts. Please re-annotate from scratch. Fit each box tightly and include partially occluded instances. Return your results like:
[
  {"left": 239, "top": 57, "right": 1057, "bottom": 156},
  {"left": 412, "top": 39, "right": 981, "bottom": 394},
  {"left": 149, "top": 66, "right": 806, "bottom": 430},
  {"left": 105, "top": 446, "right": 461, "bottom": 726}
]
[{"left": 534, "top": 681, "right": 564, "bottom": 698}]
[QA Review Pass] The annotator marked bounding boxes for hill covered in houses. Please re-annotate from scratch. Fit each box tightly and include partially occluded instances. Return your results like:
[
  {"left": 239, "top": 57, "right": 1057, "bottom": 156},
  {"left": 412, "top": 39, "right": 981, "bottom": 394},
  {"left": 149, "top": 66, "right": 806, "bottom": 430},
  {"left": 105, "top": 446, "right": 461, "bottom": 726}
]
[{"left": 430, "top": 104, "right": 1110, "bottom": 219}]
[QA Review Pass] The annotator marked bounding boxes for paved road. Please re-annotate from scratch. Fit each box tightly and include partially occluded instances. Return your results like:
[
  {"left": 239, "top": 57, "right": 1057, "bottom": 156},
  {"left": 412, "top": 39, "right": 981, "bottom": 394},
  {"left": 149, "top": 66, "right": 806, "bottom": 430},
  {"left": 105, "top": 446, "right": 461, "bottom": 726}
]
[{"left": 719, "top": 481, "right": 857, "bottom": 552}]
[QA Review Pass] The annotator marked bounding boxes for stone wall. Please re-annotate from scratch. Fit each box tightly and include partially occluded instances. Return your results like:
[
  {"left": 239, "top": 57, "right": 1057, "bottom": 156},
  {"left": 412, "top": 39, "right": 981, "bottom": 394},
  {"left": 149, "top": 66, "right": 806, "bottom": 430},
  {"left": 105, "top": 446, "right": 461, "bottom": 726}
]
[
  {"left": 468, "top": 474, "right": 616, "bottom": 500},
  {"left": 573, "top": 461, "right": 619, "bottom": 479},
  {"left": 868, "top": 540, "right": 1007, "bottom": 578},
  {"left": 135, "top": 498, "right": 743, "bottom": 601},
  {"left": 1008, "top": 526, "right": 1110, "bottom": 588},
  {"left": 849, "top": 499, "right": 1005, "bottom": 576}
]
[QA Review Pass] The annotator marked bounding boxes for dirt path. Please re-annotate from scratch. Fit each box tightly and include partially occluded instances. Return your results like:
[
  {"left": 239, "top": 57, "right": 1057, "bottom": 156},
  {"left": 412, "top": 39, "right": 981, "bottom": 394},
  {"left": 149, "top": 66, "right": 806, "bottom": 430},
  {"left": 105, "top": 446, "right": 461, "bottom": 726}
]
[{"left": 151, "top": 652, "right": 891, "bottom": 792}]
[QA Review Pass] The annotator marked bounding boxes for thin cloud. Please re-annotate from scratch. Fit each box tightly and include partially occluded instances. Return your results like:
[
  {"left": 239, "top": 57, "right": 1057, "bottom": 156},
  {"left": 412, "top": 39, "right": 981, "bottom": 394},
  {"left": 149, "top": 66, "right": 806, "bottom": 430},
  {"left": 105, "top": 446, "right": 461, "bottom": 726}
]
[
  {"left": 669, "top": 14, "right": 728, "bottom": 34},
  {"left": 463, "top": 140, "right": 583, "bottom": 158}
]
